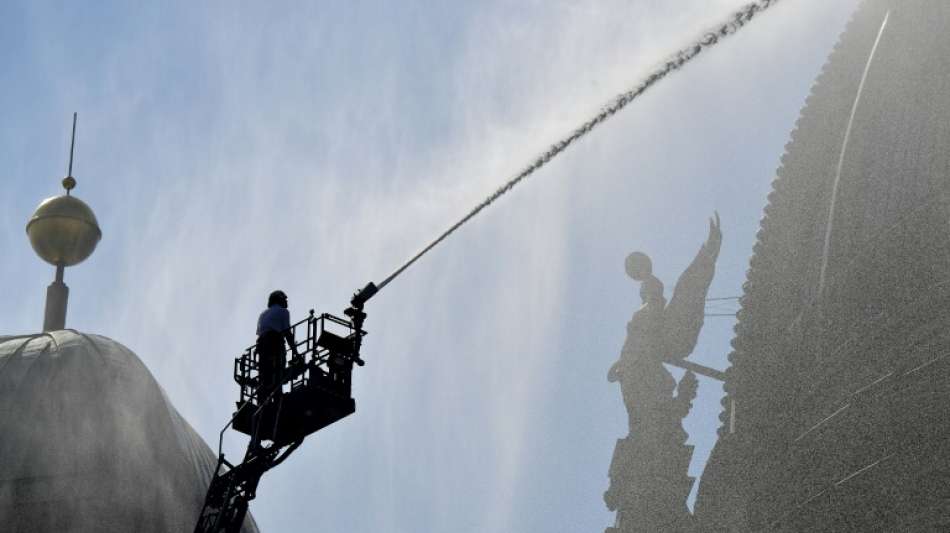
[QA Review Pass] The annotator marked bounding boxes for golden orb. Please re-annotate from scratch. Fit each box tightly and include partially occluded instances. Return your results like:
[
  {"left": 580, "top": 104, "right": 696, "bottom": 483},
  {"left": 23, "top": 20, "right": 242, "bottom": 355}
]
[{"left": 26, "top": 192, "right": 101, "bottom": 267}]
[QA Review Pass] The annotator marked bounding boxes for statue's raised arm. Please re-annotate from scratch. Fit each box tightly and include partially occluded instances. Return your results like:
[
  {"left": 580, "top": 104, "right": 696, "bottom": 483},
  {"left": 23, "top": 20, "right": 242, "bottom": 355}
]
[{"left": 665, "top": 212, "right": 722, "bottom": 361}]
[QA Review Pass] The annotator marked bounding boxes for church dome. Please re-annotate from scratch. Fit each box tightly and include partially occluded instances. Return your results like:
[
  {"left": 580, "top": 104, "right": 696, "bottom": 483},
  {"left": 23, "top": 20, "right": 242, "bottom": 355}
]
[{"left": 0, "top": 331, "right": 259, "bottom": 532}]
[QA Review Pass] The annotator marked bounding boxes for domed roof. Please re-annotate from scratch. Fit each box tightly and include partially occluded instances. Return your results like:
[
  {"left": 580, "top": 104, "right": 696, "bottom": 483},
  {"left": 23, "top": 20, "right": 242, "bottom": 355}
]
[
  {"left": 0, "top": 331, "right": 258, "bottom": 533},
  {"left": 25, "top": 194, "right": 101, "bottom": 267}
]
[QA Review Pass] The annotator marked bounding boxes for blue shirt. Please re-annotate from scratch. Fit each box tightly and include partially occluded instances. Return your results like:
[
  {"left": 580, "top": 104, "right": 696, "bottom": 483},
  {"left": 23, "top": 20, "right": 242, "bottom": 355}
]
[{"left": 257, "top": 305, "right": 291, "bottom": 336}]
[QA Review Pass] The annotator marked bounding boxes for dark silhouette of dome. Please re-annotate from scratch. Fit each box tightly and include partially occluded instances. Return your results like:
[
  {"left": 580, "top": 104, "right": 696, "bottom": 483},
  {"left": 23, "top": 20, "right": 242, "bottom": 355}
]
[
  {"left": 0, "top": 331, "right": 259, "bottom": 532},
  {"left": 694, "top": 0, "right": 950, "bottom": 530}
]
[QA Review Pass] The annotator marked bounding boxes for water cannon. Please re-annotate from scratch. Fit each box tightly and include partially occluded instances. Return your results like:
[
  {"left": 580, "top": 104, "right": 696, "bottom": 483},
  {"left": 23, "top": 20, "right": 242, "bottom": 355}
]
[
  {"left": 337, "top": 281, "right": 376, "bottom": 368},
  {"left": 344, "top": 282, "right": 376, "bottom": 330},
  {"left": 348, "top": 282, "right": 378, "bottom": 310}
]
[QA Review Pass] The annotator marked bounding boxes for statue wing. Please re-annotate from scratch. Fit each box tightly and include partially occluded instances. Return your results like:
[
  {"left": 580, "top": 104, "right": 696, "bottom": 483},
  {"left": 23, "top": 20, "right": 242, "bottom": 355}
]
[{"left": 665, "top": 213, "right": 721, "bottom": 360}]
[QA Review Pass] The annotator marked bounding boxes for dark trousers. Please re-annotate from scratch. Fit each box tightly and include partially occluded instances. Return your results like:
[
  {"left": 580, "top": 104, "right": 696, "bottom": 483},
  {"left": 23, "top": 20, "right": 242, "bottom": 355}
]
[{"left": 256, "top": 331, "right": 286, "bottom": 396}]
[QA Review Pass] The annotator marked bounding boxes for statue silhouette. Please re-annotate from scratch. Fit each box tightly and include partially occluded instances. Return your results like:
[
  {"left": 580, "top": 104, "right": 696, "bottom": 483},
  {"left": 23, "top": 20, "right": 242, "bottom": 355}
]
[
  {"left": 604, "top": 213, "right": 721, "bottom": 533},
  {"left": 608, "top": 213, "right": 720, "bottom": 432}
]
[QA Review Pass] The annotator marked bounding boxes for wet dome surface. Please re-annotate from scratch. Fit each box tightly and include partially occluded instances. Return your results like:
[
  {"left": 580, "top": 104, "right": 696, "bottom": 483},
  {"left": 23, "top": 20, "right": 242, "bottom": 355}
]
[{"left": 0, "top": 331, "right": 259, "bottom": 533}]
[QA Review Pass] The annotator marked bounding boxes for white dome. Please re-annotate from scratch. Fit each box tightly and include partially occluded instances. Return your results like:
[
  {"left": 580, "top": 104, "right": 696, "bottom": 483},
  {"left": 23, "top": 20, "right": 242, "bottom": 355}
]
[{"left": 0, "top": 331, "right": 259, "bottom": 533}]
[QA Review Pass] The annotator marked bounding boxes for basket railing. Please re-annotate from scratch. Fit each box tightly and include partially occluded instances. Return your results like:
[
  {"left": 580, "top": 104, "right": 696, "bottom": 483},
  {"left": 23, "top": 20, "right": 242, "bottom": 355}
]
[{"left": 234, "top": 310, "right": 362, "bottom": 405}]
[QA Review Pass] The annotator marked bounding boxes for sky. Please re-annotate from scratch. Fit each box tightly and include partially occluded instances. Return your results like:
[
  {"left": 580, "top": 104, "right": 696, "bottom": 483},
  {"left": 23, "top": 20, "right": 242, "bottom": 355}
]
[{"left": 1, "top": 1, "right": 860, "bottom": 531}]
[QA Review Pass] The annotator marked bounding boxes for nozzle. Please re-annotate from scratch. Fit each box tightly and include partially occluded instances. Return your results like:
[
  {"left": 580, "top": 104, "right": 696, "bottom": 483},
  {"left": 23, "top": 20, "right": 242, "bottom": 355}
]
[{"left": 350, "top": 282, "right": 378, "bottom": 309}]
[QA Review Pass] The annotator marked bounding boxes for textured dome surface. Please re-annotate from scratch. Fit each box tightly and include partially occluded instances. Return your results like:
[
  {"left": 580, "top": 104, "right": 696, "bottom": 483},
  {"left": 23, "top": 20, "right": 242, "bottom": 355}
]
[
  {"left": 0, "top": 331, "right": 259, "bottom": 533},
  {"left": 695, "top": 0, "right": 950, "bottom": 530}
]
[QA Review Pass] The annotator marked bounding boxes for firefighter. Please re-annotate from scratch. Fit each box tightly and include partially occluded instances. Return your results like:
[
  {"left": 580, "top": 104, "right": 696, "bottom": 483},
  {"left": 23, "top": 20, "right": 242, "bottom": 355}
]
[{"left": 256, "top": 290, "right": 300, "bottom": 396}]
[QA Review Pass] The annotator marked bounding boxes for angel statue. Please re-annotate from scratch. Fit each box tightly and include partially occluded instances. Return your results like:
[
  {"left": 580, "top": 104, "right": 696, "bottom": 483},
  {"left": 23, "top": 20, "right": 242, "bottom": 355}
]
[{"left": 608, "top": 212, "right": 722, "bottom": 435}]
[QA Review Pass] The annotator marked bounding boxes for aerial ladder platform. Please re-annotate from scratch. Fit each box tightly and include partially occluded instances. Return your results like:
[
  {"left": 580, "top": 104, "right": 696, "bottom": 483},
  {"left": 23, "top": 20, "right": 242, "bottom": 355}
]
[{"left": 194, "top": 285, "right": 375, "bottom": 533}]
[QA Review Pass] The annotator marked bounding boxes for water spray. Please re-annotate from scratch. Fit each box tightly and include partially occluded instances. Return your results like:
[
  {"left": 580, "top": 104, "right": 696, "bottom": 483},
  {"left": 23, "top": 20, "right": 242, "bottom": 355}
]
[
  {"left": 197, "top": 2, "right": 787, "bottom": 530},
  {"left": 363, "top": 0, "right": 784, "bottom": 303}
]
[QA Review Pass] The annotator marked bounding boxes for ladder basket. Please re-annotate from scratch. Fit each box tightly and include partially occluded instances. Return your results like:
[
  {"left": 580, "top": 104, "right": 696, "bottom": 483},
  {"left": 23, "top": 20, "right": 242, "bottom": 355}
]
[{"left": 232, "top": 310, "right": 364, "bottom": 445}]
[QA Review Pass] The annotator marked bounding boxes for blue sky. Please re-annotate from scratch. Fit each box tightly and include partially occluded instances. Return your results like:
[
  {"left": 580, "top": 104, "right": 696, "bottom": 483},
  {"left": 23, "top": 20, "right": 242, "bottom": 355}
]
[{"left": 1, "top": 1, "right": 859, "bottom": 531}]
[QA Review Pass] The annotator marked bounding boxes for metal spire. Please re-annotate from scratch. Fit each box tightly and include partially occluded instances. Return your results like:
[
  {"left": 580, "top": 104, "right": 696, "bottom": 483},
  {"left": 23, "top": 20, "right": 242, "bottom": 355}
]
[{"left": 63, "top": 112, "right": 78, "bottom": 195}]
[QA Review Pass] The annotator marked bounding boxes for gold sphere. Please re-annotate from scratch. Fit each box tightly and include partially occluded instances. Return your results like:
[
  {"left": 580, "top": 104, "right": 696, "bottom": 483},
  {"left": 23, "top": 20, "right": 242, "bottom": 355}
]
[{"left": 26, "top": 194, "right": 101, "bottom": 267}]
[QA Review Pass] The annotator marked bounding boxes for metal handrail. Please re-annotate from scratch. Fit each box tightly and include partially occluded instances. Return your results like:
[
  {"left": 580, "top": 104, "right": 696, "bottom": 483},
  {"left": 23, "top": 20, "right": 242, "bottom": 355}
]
[
  {"left": 216, "top": 382, "right": 285, "bottom": 459},
  {"left": 234, "top": 310, "right": 362, "bottom": 406}
]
